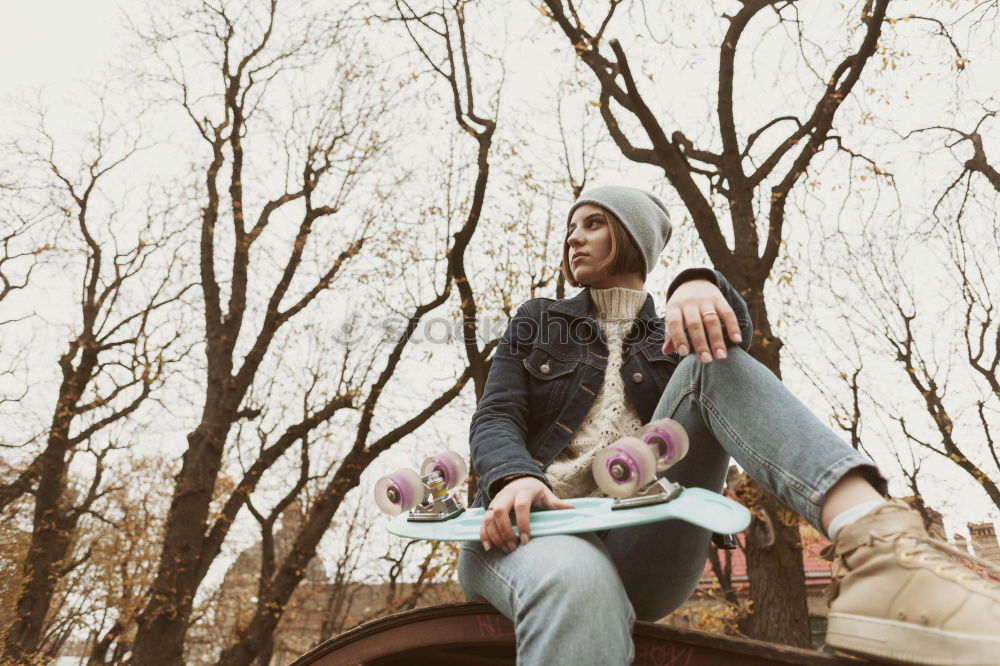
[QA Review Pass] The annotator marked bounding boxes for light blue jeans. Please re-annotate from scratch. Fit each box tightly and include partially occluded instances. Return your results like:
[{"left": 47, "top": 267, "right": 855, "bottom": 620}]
[{"left": 457, "top": 347, "right": 886, "bottom": 665}]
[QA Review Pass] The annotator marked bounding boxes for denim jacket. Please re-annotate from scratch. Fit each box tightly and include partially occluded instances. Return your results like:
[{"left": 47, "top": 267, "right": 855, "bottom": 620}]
[{"left": 468, "top": 269, "right": 754, "bottom": 508}]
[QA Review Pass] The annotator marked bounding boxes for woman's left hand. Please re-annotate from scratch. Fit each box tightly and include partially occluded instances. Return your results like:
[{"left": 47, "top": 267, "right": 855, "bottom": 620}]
[{"left": 662, "top": 279, "right": 742, "bottom": 362}]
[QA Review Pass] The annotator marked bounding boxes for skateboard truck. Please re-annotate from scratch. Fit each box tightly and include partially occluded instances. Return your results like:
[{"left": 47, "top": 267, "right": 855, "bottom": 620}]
[
  {"left": 596, "top": 434, "right": 739, "bottom": 547},
  {"left": 611, "top": 476, "right": 739, "bottom": 550},
  {"left": 405, "top": 470, "right": 466, "bottom": 523},
  {"left": 374, "top": 450, "right": 468, "bottom": 522},
  {"left": 610, "top": 476, "right": 684, "bottom": 510}
]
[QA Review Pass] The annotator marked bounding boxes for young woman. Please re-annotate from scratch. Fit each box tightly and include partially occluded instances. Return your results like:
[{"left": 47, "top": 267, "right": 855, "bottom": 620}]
[{"left": 457, "top": 185, "right": 1000, "bottom": 665}]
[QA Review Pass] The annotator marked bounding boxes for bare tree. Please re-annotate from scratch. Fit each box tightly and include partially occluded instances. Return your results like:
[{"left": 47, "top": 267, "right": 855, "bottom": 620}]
[
  {"left": 526, "top": 80, "right": 610, "bottom": 301},
  {"left": 874, "top": 221, "right": 999, "bottom": 512},
  {"left": 318, "top": 501, "right": 372, "bottom": 640},
  {"left": 0, "top": 175, "right": 53, "bottom": 505},
  {"left": 114, "top": 0, "right": 528, "bottom": 662},
  {"left": 784, "top": 316, "right": 874, "bottom": 457},
  {"left": 313, "top": 499, "right": 460, "bottom": 641},
  {"left": 813, "top": 172, "right": 998, "bottom": 517},
  {"left": 534, "top": 0, "right": 892, "bottom": 644},
  {"left": 210, "top": 2, "right": 514, "bottom": 664},
  {"left": 1, "top": 105, "right": 189, "bottom": 663},
  {"left": 0, "top": 221, "right": 39, "bottom": 311},
  {"left": 80, "top": 458, "right": 173, "bottom": 666},
  {"left": 123, "top": 1, "right": 386, "bottom": 662},
  {"left": 3, "top": 454, "right": 176, "bottom": 666},
  {"left": 368, "top": 540, "right": 460, "bottom": 616},
  {"left": 955, "top": 110, "right": 1000, "bottom": 192},
  {"left": 908, "top": 109, "right": 1000, "bottom": 224},
  {"left": 0, "top": 499, "right": 31, "bottom": 656}
]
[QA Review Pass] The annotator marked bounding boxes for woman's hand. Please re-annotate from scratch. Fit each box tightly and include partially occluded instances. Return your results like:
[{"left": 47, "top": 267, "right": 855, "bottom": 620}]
[
  {"left": 662, "top": 279, "right": 742, "bottom": 362},
  {"left": 481, "top": 477, "right": 573, "bottom": 554}
]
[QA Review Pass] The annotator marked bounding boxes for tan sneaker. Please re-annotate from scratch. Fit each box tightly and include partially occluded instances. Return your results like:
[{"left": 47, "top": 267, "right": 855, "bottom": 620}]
[{"left": 823, "top": 500, "right": 1000, "bottom": 665}]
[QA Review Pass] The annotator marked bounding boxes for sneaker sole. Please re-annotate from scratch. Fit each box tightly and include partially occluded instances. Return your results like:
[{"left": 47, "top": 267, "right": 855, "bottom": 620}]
[{"left": 827, "top": 612, "right": 1000, "bottom": 666}]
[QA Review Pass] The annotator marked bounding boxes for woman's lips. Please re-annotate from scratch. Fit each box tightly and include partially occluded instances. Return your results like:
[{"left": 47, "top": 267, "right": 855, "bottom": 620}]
[{"left": 571, "top": 254, "right": 588, "bottom": 263}]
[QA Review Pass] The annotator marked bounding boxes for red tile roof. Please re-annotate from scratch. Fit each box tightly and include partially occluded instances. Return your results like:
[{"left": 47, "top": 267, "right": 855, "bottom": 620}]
[{"left": 699, "top": 522, "right": 833, "bottom": 587}]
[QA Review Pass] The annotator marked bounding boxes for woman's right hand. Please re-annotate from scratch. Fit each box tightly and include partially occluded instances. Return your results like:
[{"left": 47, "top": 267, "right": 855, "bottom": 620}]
[{"left": 480, "top": 476, "right": 574, "bottom": 554}]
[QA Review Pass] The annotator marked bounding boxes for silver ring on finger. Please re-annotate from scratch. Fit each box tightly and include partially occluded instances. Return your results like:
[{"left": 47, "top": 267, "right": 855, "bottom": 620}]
[{"left": 702, "top": 310, "right": 718, "bottom": 318}]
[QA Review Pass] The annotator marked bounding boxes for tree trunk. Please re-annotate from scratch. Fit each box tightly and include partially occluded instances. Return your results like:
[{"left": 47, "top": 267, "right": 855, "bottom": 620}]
[
  {"left": 741, "top": 485, "right": 812, "bottom": 645},
  {"left": 737, "top": 286, "right": 811, "bottom": 647},
  {"left": 87, "top": 620, "right": 124, "bottom": 666},
  {"left": 213, "top": 451, "right": 367, "bottom": 666},
  {"left": 3, "top": 435, "right": 75, "bottom": 662},
  {"left": 3, "top": 358, "right": 93, "bottom": 663},
  {"left": 130, "top": 419, "right": 231, "bottom": 665}
]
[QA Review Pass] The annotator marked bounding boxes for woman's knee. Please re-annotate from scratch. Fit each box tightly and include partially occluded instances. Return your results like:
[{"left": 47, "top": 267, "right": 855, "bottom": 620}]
[
  {"left": 458, "top": 534, "right": 631, "bottom": 619},
  {"left": 694, "top": 345, "right": 758, "bottom": 376},
  {"left": 461, "top": 537, "right": 634, "bottom": 663},
  {"left": 658, "top": 346, "right": 758, "bottom": 404},
  {"left": 518, "top": 536, "right": 630, "bottom": 608}
]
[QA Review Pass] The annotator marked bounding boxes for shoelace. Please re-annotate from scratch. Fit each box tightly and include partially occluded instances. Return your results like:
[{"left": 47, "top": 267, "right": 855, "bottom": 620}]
[
  {"left": 895, "top": 533, "right": 1000, "bottom": 601},
  {"left": 826, "top": 530, "right": 1000, "bottom": 604}
]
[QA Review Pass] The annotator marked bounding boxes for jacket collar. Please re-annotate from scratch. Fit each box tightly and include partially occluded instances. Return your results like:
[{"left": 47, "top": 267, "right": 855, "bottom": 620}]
[{"left": 547, "top": 287, "right": 659, "bottom": 323}]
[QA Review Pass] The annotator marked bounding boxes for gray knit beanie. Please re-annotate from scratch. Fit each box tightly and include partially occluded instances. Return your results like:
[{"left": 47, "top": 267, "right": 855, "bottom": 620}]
[{"left": 566, "top": 185, "right": 672, "bottom": 276}]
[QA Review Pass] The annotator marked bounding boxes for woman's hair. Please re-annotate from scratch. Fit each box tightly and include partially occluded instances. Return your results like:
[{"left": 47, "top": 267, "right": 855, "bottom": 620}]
[{"left": 559, "top": 207, "right": 645, "bottom": 288}]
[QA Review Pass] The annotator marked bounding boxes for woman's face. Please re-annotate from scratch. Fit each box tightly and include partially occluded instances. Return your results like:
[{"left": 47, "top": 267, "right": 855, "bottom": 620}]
[{"left": 566, "top": 203, "right": 644, "bottom": 290}]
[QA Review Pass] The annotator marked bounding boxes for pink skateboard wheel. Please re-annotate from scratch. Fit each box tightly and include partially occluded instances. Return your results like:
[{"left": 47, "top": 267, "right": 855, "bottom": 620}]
[
  {"left": 592, "top": 437, "right": 657, "bottom": 498},
  {"left": 374, "top": 468, "right": 424, "bottom": 516},
  {"left": 637, "top": 418, "right": 689, "bottom": 471},
  {"left": 420, "top": 451, "right": 468, "bottom": 489}
]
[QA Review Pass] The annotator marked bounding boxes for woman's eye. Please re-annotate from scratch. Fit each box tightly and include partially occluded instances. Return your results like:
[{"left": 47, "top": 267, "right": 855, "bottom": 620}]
[{"left": 567, "top": 219, "right": 599, "bottom": 236}]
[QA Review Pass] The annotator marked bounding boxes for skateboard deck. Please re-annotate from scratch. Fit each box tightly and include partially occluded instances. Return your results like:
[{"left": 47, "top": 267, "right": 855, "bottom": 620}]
[{"left": 386, "top": 486, "right": 750, "bottom": 542}]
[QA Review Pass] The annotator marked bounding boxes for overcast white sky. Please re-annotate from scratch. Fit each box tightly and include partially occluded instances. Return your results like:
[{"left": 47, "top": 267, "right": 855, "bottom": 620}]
[
  {"left": 2, "top": 0, "right": 998, "bottom": 581},
  {"left": 1, "top": 2, "right": 129, "bottom": 93}
]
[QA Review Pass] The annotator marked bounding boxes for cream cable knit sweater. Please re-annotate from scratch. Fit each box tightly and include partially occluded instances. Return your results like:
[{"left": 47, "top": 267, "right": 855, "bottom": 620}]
[{"left": 545, "top": 287, "right": 649, "bottom": 499}]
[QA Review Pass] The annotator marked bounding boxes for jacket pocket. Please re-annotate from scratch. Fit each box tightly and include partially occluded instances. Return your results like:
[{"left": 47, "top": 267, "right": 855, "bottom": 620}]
[
  {"left": 640, "top": 343, "right": 679, "bottom": 387},
  {"left": 523, "top": 346, "right": 579, "bottom": 415}
]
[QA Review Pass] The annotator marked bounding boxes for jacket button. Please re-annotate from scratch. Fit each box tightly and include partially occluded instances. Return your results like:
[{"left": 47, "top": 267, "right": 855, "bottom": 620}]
[
  {"left": 540, "top": 362, "right": 551, "bottom": 375},
  {"left": 632, "top": 372, "right": 644, "bottom": 383}
]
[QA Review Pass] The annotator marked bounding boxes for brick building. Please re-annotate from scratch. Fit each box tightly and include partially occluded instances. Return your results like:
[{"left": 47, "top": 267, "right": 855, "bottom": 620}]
[{"left": 968, "top": 521, "right": 1000, "bottom": 564}]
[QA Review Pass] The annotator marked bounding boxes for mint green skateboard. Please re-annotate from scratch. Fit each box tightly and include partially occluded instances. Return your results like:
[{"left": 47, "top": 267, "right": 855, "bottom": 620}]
[
  {"left": 374, "top": 419, "right": 751, "bottom": 543},
  {"left": 386, "top": 487, "right": 750, "bottom": 541}
]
